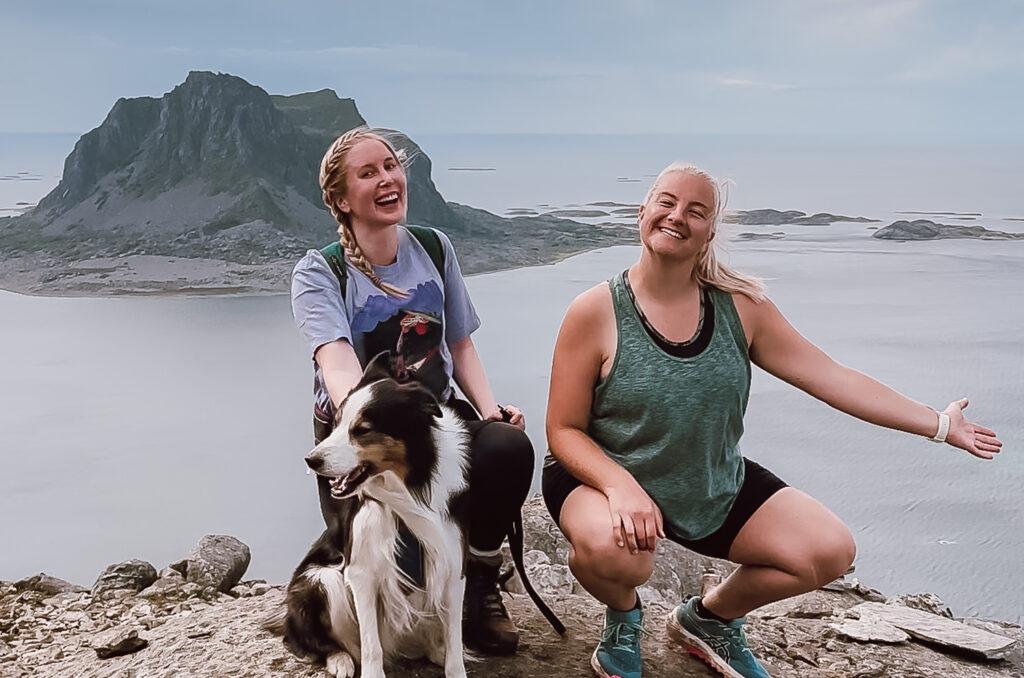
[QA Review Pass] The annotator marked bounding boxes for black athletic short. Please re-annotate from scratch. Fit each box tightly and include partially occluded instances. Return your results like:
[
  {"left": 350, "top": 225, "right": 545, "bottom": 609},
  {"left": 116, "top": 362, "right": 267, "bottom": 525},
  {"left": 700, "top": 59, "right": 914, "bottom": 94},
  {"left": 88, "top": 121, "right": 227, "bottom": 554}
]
[{"left": 541, "top": 456, "right": 788, "bottom": 560}]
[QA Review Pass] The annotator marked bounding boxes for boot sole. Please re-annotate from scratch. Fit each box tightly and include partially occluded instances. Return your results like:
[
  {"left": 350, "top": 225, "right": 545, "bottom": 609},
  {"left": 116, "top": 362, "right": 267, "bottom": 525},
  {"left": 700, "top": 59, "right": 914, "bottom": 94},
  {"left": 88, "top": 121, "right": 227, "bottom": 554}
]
[
  {"left": 666, "top": 611, "right": 752, "bottom": 678},
  {"left": 463, "top": 632, "right": 519, "bottom": 657}
]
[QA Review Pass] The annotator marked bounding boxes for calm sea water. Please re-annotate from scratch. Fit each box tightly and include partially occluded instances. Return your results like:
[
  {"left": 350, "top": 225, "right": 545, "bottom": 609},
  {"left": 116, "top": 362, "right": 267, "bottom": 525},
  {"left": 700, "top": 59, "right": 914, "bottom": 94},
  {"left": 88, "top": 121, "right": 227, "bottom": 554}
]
[{"left": 1, "top": 133, "right": 1022, "bottom": 622}]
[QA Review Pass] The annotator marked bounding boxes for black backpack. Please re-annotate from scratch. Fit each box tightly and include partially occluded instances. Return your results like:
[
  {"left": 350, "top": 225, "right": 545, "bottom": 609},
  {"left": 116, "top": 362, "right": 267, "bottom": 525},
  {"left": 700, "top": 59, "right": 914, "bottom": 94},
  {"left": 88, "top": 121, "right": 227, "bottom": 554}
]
[{"left": 319, "top": 224, "right": 445, "bottom": 297}]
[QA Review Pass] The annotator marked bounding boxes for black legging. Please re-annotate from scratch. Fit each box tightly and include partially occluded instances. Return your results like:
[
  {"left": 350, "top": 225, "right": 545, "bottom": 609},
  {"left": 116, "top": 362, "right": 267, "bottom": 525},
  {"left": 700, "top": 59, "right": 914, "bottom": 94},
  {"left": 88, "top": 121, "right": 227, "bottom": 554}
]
[{"left": 315, "top": 401, "right": 535, "bottom": 553}]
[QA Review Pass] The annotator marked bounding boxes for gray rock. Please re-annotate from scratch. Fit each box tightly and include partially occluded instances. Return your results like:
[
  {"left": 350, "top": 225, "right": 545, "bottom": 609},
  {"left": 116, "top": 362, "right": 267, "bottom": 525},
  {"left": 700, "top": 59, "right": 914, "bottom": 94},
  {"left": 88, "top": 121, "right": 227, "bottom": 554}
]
[
  {"left": 249, "top": 583, "right": 272, "bottom": 597},
  {"left": 851, "top": 602, "right": 1016, "bottom": 659},
  {"left": 851, "top": 659, "right": 887, "bottom": 677},
  {"left": 14, "top": 573, "right": 87, "bottom": 596},
  {"left": 92, "top": 560, "right": 158, "bottom": 596},
  {"left": 157, "top": 567, "right": 184, "bottom": 581},
  {"left": 229, "top": 585, "right": 251, "bottom": 598},
  {"left": 830, "top": 619, "right": 910, "bottom": 644},
  {"left": 962, "top": 618, "right": 1024, "bottom": 671},
  {"left": 138, "top": 576, "right": 192, "bottom": 601},
  {"left": 177, "top": 535, "right": 251, "bottom": 593},
  {"left": 888, "top": 593, "right": 953, "bottom": 619},
  {"left": 91, "top": 625, "right": 148, "bottom": 658}
]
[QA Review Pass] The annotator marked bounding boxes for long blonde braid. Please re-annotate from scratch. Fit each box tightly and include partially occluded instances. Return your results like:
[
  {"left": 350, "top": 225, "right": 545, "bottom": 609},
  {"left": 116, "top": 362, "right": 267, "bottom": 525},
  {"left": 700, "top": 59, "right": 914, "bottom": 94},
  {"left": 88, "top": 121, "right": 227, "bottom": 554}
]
[{"left": 319, "top": 127, "right": 409, "bottom": 298}]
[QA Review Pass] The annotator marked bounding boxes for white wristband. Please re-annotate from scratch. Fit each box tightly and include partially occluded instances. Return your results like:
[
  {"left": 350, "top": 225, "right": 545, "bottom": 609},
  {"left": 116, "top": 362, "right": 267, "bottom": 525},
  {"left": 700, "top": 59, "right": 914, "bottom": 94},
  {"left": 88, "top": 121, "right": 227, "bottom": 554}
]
[{"left": 930, "top": 411, "right": 950, "bottom": 443}]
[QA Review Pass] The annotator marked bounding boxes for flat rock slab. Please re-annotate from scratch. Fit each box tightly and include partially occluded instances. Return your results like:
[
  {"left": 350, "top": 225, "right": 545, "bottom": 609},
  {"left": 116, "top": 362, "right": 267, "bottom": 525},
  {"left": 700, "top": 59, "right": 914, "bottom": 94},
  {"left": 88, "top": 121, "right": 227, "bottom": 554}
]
[
  {"left": 852, "top": 602, "right": 1016, "bottom": 659},
  {"left": 91, "top": 626, "right": 149, "bottom": 659},
  {"left": 831, "top": 619, "right": 910, "bottom": 644}
]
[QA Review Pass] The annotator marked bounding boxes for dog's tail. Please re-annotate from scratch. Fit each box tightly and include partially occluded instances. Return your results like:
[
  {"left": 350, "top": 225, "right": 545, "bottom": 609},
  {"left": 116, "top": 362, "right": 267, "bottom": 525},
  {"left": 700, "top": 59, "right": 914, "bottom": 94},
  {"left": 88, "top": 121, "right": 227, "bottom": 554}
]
[
  {"left": 261, "top": 603, "right": 288, "bottom": 636},
  {"left": 507, "top": 513, "right": 567, "bottom": 635}
]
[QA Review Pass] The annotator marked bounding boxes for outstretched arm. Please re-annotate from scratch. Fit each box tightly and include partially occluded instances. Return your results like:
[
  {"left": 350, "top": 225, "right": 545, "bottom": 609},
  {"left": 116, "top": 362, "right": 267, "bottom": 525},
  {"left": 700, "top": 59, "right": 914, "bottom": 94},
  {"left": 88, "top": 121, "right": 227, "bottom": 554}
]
[{"left": 739, "top": 295, "right": 1003, "bottom": 459}]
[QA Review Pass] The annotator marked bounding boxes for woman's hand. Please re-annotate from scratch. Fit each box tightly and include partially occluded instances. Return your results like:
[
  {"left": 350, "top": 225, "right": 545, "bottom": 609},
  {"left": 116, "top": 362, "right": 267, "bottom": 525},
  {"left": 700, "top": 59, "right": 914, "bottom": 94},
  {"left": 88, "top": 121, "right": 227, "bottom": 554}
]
[
  {"left": 943, "top": 398, "right": 1003, "bottom": 460},
  {"left": 605, "top": 479, "right": 666, "bottom": 554},
  {"left": 485, "top": 404, "right": 526, "bottom": 431}
]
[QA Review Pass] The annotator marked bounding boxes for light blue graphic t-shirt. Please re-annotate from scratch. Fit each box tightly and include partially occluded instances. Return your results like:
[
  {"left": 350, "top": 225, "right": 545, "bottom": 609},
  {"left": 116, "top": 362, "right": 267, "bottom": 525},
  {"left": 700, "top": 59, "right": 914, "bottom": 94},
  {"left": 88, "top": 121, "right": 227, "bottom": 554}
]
[{"left": 291, "top": 226, "right": 480, "bottom": 422}]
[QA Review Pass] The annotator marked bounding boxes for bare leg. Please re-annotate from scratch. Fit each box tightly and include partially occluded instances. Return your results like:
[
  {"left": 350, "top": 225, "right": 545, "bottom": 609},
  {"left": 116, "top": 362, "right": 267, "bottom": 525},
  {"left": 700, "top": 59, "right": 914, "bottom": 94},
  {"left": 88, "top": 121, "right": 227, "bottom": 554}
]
[
  {"left": 559, "top": 485, "right": 656, "bottom": 611},
  {"left": 702, "top": 488, "right": 856, "bottom": 620}
]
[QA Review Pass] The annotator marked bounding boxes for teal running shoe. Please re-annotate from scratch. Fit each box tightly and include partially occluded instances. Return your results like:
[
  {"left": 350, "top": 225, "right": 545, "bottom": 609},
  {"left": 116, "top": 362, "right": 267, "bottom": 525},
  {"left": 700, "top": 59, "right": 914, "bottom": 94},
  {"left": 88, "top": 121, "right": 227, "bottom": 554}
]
[
  {"left": 667, "top": 596, "right": 770, "bottom": 678},
  {"left": 591, "top": 603, "right": 644, "bottom": 678}
]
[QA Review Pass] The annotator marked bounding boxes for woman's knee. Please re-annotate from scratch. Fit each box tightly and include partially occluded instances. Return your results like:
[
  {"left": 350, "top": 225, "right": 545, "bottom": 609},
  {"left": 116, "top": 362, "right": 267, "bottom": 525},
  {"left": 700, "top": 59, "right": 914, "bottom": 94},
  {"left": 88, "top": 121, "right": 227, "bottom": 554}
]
[
  {"left": 801, "top": 526, "right": 857, "bottom": 586},
  {"left": 568, "top": 527, "right": 655, "bottom": 586},
  {"left": 470, "top": 422, "right": 535, "bottom": 487}
]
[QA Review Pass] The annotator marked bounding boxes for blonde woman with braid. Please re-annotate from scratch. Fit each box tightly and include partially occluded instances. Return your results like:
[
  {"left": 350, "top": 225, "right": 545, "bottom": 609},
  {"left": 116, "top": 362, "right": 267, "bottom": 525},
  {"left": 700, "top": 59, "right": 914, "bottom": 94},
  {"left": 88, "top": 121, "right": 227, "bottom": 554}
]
[
  {"left": 543, "top": 163, "right": 1003, "bottom": 678},
  {"left": 291, "top": 128, "right": 532, "bottom": 655}
]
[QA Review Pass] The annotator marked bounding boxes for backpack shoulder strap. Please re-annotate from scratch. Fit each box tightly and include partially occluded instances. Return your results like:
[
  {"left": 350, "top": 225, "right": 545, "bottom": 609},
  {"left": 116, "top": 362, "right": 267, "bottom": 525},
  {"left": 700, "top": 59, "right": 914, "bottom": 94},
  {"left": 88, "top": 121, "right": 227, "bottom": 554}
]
[
  {"left": 406, "top": 225, "right": 446, "bottom": 282},
  {"left": 319, "top": 241, "right": 348, "bottom": 298}
]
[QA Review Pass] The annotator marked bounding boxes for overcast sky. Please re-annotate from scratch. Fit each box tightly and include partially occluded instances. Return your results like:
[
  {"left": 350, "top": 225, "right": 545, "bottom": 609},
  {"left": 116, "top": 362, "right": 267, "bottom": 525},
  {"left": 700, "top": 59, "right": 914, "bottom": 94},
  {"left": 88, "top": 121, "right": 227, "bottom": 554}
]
[{"left": 3, "top": 0, "right": 1023, "bottom": 137}]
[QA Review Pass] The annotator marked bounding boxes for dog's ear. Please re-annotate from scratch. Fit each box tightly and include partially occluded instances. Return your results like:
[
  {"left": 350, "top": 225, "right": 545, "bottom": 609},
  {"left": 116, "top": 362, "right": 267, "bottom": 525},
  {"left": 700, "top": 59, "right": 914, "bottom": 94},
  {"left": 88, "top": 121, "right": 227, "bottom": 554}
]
[{"left": 359, "top": 351, "right": 393, "bottom": 386}]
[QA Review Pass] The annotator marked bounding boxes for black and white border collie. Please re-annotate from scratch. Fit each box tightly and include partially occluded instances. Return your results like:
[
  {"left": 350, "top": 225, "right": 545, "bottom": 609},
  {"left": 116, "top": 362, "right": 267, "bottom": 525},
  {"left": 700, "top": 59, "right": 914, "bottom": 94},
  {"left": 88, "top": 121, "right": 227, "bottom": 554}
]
[{"left": 281, "top": 352, "right": 472, "bottom": 678}]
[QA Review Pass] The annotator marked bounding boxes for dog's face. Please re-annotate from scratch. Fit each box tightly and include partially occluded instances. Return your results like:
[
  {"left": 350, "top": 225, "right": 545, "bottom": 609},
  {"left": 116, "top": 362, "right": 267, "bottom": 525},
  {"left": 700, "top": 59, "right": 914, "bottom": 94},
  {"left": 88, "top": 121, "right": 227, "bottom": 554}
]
[{"left": 305, "top": 352, "right": 442, "bottom": 499}]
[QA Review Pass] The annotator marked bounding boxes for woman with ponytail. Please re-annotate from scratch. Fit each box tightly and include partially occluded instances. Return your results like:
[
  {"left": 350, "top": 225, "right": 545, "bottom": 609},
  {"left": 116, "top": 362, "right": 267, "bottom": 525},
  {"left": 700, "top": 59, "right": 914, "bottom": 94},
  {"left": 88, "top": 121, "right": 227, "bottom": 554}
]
[
  {"left": 543, "top": 163, "right": 1002, "bottom": 678},
  {"left": 291, "top": 128, "right": 533, "bottom": 655}
]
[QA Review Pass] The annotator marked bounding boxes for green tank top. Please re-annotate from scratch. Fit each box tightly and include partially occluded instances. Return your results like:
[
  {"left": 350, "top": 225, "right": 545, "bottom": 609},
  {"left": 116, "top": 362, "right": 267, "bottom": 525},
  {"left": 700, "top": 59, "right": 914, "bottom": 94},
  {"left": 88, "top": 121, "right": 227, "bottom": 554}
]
[{"left": 588, "top": 271, "right": 750, "bottom": 540}]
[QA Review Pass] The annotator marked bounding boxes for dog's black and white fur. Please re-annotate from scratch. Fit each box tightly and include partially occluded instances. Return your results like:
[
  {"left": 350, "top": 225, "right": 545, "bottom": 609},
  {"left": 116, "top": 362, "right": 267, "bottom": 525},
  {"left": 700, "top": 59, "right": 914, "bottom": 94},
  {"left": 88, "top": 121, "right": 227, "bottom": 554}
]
[{"left": 281, "top": 352, "right": 472, "bottom": 678}]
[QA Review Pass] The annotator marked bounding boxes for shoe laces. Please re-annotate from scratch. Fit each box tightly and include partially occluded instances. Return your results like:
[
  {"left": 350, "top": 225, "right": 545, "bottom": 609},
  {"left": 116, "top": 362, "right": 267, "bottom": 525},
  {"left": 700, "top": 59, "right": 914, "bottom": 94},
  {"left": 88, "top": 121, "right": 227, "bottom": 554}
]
[
  {"left": 467, "top": 567, "right": 510, "bottom": 619},
  {"left": 600, "top": 618, "right": 645, "bottom": 654}
]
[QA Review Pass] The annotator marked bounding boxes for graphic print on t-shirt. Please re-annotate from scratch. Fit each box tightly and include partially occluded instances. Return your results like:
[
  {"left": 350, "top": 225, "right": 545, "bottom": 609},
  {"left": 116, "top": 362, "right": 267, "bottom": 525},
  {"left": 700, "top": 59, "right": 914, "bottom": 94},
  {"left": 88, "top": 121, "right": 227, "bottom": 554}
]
[{"left": 350, "top": 280, "right": 446, "bottom": 397}]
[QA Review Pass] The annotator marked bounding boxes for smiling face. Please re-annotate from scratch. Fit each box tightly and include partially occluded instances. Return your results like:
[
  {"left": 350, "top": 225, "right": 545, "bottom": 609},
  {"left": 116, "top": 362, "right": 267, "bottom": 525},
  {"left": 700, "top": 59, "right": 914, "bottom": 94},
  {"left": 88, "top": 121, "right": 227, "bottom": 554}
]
[
  {"left": 335, "top": 138, "right": 408, "bottom": 230},
  {"left": 637, "top": 170, "right": 717, "bottom": 261}
]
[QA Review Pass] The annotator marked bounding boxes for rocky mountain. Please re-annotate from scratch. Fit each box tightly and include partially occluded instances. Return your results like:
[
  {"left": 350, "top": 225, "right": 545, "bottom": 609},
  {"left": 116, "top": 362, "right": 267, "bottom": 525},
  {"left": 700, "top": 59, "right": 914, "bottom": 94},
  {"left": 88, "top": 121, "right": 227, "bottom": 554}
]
[
  {"left": 0, "top": 72, "right": 634, "bottom": 294},
  {"left": 872, "top": 220, "right": 1024, "bottom": 241},
  {"left": 0, "top": 72, "right": 456, "bottom": 262}
]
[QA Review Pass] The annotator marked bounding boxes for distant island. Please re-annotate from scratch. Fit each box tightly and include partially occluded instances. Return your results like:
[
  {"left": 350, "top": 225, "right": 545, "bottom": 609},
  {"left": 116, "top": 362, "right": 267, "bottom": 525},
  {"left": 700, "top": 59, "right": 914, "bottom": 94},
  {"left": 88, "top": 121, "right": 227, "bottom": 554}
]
[
  {"left": 737, "top": 232, "right": 786, "bottom": 240},
  {"left": 872, "top": 220, "right": 1024, "bottom": 241},
  {"left": 545, "top": 209, "right": 610, "bottom": 218},
  {"left": 896, "top": 211, "right": 983, "bottom": 217},
  {"left": 0, "top": 72, "right": 635, "bottom": 297},
  {"left": 724, "top": 209, "right": 879, "bottom": 226}
]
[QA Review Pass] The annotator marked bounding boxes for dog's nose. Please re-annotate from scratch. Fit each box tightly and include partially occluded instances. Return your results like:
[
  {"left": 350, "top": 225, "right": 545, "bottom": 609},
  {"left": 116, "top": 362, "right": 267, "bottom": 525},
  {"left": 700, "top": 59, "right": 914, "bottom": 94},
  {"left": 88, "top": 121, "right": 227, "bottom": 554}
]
[{"left": 305, "top": 455, "right": 324, "bottom": 472}]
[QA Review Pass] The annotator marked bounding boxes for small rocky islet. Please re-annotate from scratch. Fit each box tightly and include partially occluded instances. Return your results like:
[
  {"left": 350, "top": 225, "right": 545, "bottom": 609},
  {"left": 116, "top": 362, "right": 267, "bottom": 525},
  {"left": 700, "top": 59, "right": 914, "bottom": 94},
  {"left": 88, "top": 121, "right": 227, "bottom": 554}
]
[{"left": 2, "top": 499, "right": 1020, "bottom": 677}]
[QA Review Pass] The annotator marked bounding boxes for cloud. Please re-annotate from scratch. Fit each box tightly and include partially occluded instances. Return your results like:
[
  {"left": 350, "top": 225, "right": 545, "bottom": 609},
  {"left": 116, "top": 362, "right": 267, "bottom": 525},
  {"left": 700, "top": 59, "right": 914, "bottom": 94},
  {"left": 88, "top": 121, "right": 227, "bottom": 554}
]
[
  {"left": 785, "top": 0, "right": 928, "bottom": 44},
  {"left": 714, "top": 77, "right": 797, "bottom": 91},
  {"left": 161, "top": 43, "right": 600, "bottom": 83},
  {"left": 895, "top": 32, "right": 1024, "bottom": 82}
]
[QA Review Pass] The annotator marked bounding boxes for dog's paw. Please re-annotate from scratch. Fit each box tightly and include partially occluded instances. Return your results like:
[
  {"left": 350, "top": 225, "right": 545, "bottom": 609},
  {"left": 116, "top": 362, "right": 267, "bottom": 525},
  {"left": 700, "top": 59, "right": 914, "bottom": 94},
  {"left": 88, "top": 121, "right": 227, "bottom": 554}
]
[
  {"left": 444, "top": 665, "right": 468, "bottom": 678},
  {"left": 325, "top": 650, "right": 355, "bottom": 678}
]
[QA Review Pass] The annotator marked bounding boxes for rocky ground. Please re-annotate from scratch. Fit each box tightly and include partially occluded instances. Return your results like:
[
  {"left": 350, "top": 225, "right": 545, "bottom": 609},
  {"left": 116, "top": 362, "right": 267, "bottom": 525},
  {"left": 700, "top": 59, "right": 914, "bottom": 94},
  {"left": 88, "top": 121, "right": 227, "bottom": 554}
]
[{"left": 3, "top": 500, "right": 1021, "bottom": 677}]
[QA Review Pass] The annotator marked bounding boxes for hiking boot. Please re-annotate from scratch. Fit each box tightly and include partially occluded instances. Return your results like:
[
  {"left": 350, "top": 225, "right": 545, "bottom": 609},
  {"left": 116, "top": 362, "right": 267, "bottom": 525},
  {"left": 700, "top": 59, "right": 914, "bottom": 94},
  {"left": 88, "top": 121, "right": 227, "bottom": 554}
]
[
  {"left": 591, "top": 601, "right": 644, "bottom": 678},
  {"left": 463, "top": 555, "right": 519, "bottom": 655},
  {"left": 667, "top": 596, "right": 770, "bottom": 678}
]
